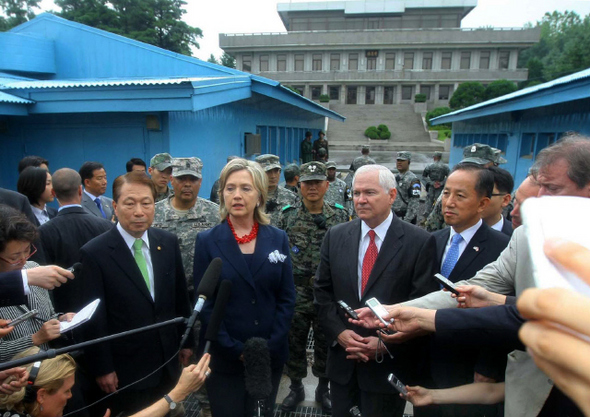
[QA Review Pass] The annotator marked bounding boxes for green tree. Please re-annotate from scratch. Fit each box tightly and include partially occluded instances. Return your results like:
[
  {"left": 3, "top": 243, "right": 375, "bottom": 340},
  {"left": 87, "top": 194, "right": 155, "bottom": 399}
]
[
  {"left": 484, "top": 79, "right": 517, "bottom": 101},
  {"left": 0, "top": 0, "right": 40, "bottom": 30},
  {"left": 519, "top": 11, "right": 590, "bottom": 84},
  {"left": 207, "top": 54, "right": 219, "bottom": 65},
  {"left": 426, "top": 107, "right": 452, "bottom": 129},
  {"left": 449, "top": 82, "right": 485, "bottom": 110},
  {"left": 53, "top": 0, "right": 202, "bottom": 56},
  {"left": 220, "top": 52, "right": 236, "bottom": 69}
]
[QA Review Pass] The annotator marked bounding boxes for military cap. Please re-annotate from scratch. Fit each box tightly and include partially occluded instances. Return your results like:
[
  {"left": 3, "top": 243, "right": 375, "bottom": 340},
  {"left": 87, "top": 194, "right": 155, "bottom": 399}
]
[
  {"left": 493, "top": 148, "right": 507, "bottom": 164},
  {"left": 318, "top": 147, "right": 327, "bottom": 156},
  {"left": 397, "top": 151, "right": 412, "bottom": 161},
  {"left": 300, "top": 161, "right": 327, "bottom": 182},
  {"left": 325, "top": 161, "right": 337, "bottom": 169},
  {"left": 172, "top": 157, "right": 203, "bottom": 179},
  {"left": 461, "top": 143, "right": 498, "bottom": 165},
  {"left": 150, "top": 153, "right": 174, "bottom": 170},
  {"left": 433, "top": 151, "right": 442, "bottom": 158},
  {"left": 361, "top": 145, "right": 370, "bottom": 151},
  {"left": 255, "top": 154, "right": 281, "bottom": 171}
]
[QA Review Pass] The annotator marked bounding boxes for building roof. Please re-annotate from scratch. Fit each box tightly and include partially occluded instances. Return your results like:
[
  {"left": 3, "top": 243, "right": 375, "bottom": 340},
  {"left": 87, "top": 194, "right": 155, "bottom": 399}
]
[
  {"left": 431, "top": 67, "right": 590, "bottom": 125},
  {"left": 0, "top": 91, "right": 34, "bottom": 104},
  {"left": 277, "top": 0, "right": 477, "bottom": 28}
]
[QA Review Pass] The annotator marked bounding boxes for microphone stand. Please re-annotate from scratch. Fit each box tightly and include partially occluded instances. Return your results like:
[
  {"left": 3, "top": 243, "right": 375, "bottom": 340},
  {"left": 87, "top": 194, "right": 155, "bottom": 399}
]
[{"left": 0, "top": 317, "right": 186, "bottom": 371}]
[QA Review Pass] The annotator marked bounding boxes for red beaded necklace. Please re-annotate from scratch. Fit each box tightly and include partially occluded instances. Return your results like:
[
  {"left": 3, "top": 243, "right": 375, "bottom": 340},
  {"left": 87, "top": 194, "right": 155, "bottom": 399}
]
[{"left": 227, "top": 217, "right": 259, "bottom": 244}]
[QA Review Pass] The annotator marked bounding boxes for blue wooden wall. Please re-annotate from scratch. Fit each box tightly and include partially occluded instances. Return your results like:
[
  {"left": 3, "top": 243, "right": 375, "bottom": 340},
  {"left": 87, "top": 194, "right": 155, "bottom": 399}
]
[{"left": 449, "top": 99, "right": 590, "bottom": 186}]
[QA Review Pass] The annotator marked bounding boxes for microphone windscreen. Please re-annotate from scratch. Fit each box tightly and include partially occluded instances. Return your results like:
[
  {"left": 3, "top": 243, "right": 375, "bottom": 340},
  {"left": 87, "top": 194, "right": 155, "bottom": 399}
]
[
  {"left": 204, "top": 280, "right": 232, "bottom": 342},
  {"left": 196, "top": 258, "right": 222, "bottom": 299},
  {"left": 243, "top": 337, "right": 272, "bottom": 399}
]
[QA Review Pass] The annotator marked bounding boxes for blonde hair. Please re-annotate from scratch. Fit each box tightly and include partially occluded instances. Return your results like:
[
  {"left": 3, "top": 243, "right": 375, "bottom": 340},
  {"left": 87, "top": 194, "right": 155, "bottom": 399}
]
[
  {"left": 218, "top": 159, "right": 270, "bottom": 225},
  {"left": 0, "top": 347, "right": 76, "bottom": 416}
]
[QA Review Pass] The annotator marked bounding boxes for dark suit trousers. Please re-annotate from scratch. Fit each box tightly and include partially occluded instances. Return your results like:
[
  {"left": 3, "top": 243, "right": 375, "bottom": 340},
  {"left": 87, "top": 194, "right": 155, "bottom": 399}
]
[
  {"left": 331, "top": 366, "right": 406, "bottom": 417},
  {"left": 106, "top": 373, "right": 174, "bottom": 417}
]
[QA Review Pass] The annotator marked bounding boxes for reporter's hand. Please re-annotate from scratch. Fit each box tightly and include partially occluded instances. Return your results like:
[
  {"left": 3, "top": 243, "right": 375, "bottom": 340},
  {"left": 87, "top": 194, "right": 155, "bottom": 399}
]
[
  {"left": 384, "top": 306, "right": 436, "bottom": 333},
  {"left": 171, "top": 353, "right": 211, "bottom": 400},
  {"left": 337, "top": 329, "right": 370, "bottom": 362},
  {"left": 27, "top": 266, "right": 74, "bottom": 290},
  {"left": 31, "top": 319, "right": 61, "bottom": 345},
  {"left": 348, "top": 307, "right": 384, "bottom": 330},
  {"left": 404, "top": 386, "right": 434, "bottom": 407},
  {"left": 453, "top": 285, "right": 506, "bottom": 308},
  {"left": 103, "top": 409, "right": 111, "bottom": 417},
  {"left": 0, "top": 319, "right": 14, "bottom": 338},
  {"left": 518, "top": 240, "right": 590, "bottom": 416},
  {"left": 96, "top": 372, "right": 118, "bottom": 394},
  {"left": 0, "top": 367, "right": 27, "bottom": 395}
]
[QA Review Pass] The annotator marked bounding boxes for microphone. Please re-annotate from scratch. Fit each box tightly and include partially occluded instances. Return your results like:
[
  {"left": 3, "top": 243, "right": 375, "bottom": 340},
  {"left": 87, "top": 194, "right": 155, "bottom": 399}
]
[
  {"left": 243, "top": 337, "right": 272, "bottom": 417},
  {"left": 349, "top": 406, "right": 362, "bottom": 416},
  {"left": 180, "top": 258, "right": 222, "bottom": 347},
  {"left": 67, "top": 262, "right": 82, "bottom": 277},
  {"left": 203, "top": 280, "right": 232, "bottom": 354}
]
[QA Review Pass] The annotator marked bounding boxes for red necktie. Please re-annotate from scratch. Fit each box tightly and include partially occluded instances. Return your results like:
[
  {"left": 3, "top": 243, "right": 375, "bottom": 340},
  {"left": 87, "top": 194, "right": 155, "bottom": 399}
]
[{"left": 361, "top": 230, "right": 378, "bottom": 294}]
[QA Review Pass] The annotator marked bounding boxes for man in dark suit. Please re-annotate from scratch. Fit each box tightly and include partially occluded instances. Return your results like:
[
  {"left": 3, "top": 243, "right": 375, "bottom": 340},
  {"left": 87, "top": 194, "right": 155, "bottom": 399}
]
[
  {"left": 0, "top": 266, "right": 74, "bottom": 307},
  {"left": 79, "top": 161, "right": 114, "bottom": 221},
  {"left": 482, "top": 166, "right": 514, "bottom": 236},
  {"left": 314, "top": 164, "right": 438, "bottom": 417},
  {"left": 39, "top": 168, "right": 113, "bottom": 312},
  {"left": 79, "top": 172, "right": 192, "bottom": 416},
  {"left": 431, "top": 163, "right": 510, "bottom": 417}
]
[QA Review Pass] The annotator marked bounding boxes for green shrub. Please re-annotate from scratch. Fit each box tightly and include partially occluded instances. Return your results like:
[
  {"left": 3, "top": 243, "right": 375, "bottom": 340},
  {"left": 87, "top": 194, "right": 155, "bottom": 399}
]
[
  {"left": 319, "top": 94, "right": 330, "bottom": 102},
  {"left": 414, "top": 93, "right": 427, "bottom": 103},
  {"left": 438, "top": 130, "right": 452, "bottom": 140},
  {"left": 364, "top": 126, "right": 378, "bottom": 136},
  {"left": 367, "top": 131, "right": 379, "bottom": 139},
  {"left": 426, "top": 107, "right": 452, "bottom": 129},
  {"left": 379, "top": 131, "right": 391, "bottom": 139},
  {"left": 377, "top": 124, "right": 389, "bottom": 132}
]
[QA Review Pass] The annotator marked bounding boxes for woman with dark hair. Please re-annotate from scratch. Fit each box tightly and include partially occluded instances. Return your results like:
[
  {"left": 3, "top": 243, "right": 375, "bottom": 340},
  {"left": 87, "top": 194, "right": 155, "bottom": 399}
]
[
  {"left": 193, "top": 158, "right": 295, "bottom": 417},
  {"left": 0, "top": 205, "right": 74, "bottom": 361},
  {"left": 17, "top": 167, "right": 56, "bottom": 226}
]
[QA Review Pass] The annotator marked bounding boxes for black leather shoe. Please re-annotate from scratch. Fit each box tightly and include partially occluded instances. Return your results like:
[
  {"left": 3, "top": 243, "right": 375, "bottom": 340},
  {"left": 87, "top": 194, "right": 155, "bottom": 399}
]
[
  {"left": 315, "top": 387, "right": 332, "bottom": 414},
  {"left": 280, "top": 386, "right": 305, "bottom": 412}
]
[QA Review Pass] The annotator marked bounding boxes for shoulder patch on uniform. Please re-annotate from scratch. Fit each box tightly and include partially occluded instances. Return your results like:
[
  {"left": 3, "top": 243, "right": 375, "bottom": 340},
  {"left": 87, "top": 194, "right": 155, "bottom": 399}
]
[
  {"left": 282, "top": 205, "right": 292, "bottom": 211},
  {"left": 334, "top": 203, "right": 345, "bottom": 210}
]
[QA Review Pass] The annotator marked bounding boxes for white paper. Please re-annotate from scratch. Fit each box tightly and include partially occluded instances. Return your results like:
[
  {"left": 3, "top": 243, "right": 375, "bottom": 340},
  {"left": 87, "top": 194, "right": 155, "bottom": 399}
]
[
  {"left": 60, "top": 299, "right": 100, "bottom": 333},
  {"left": 522, "top": 196, "right": 590, "bottom": 296}
]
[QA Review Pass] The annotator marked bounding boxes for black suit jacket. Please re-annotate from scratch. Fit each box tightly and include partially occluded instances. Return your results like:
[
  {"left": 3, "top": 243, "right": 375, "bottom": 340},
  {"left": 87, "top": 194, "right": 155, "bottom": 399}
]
[
  {"left": 314, "top": 215, "right": 439, "bottom": 393},
  {"left": 0, "top": 271, "right": 26, "bottom": 307},
  {"left": 38, "top": 206, "right": 113, "bottom": 312},
  {"left": 501, "top": 216, "right": 513, "bottom": 236},
  {"left": 79, "top": 226, "right": 192, "bottom": 389},
  {"left": 433, "top": 222, "right": 510, "bottom": 283}
]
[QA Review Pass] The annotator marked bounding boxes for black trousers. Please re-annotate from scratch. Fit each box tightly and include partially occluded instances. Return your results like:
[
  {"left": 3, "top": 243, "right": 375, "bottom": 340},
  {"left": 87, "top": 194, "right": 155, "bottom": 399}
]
[
  {"left": 330, "top": 367, "right": 406, "bottom": 417},
  {"left": 206, "top": 366, "right": 282, "bottom": 417}
]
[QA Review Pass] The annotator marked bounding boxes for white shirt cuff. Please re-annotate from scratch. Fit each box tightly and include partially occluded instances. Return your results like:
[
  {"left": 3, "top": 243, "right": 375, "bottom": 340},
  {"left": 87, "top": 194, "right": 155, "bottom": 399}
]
[{"left": 21, "top": 270, "right": 30, "bottom": 295}]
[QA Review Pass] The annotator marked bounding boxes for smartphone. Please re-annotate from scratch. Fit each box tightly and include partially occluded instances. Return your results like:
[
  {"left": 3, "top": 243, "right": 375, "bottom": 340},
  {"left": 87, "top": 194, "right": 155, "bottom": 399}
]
[
  {"left": 365, "top": 297, "right": 392, "bottom": 327},
  {"left": 434, "top": 273, "right": 460, "bottom": 296},
  {"left": 337, "top": 300, "right": 359, "bottom": 320},
  {"left": 7, "top": 310, "right": 38, "bottom": 328},
  {"left": 388, "top": 373, "right": 408, "bottom": 395},
  {"left": 522, "top": 196, "right": 590, "bottom": 297}
]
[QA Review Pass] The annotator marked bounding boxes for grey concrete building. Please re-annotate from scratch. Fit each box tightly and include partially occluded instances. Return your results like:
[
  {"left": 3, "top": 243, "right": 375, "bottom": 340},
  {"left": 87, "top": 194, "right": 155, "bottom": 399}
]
[{"left": 220, "top": 0, "right": 540, "bottom": 108}]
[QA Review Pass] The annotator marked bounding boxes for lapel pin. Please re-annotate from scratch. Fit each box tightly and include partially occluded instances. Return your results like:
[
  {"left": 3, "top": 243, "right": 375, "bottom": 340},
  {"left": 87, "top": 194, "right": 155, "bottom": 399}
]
[
  {"left": 157, "top": 246, "right": 162, "bottom": 251},
  {"left": 473, "top": 246, "right": 479, "bottom": 252}
]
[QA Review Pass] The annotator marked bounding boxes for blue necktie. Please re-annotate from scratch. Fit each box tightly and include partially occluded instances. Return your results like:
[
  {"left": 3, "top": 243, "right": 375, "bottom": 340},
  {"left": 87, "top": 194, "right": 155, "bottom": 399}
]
[
  {"left": 440, "top": 233, "right": 463, "bottom": 279},
  {"left": 94, "top": 197, "right": 107, "bottom": 219}
]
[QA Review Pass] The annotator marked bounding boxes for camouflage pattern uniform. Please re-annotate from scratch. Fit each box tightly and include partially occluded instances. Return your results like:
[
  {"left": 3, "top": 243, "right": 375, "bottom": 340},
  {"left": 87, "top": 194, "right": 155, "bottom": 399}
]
[
  {"left": 267, "top": 186, "right": 299, "bottom": 226},
  {"left": 279, "top": 162, "right": 348, "bottom": 380},
  {"left": 421, "top": 156, "right": 450, "bottom": 215},
  {"left": 152, "top": 158, "right": 219, "bottom": 293},
  {"left": 392, "top": 152, "right": 422, "bottom": 224},
  {"left": 155, "top": 186, "right": 173, "bottom": 203},
  {"left": 349, "top": 155, "right": 376, "bottom": 172},
  {"left": 325, "top": 178, "right": 347, "bottom": 207},
  {"left": 150, "top": 153, "right": 175, "bottom": 203},
  {"left": 424, "top": 193, "right": 447, "bottom": 232}
]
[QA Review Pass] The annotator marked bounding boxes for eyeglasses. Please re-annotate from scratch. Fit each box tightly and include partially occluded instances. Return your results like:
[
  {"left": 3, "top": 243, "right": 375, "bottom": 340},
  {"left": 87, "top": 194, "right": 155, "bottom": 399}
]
[
  {"left": 491, "top": 193, "right": 508, "bottom": 197},
  {"left": 0, "top": 244, "right": 37, "bottom": 266}
]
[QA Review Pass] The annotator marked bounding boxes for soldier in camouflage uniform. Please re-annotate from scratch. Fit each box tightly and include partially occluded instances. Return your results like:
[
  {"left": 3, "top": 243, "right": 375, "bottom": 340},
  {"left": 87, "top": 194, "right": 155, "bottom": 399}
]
[
  {"left": 148, "top": 153, "right": 174, "bottom": 203},
  {"left": 312, "top": 131, "right": 329, "bottom": 161},
  {"left": 421, "top": 151, "right": 450, "bottom": 216},
  {"left": 255, "top": 154, "right": 299, "bottom": 226},
  {"left": 152, "top": 157, "right": 219, "bottom": 294},
  {"left": 349, "top": 145, "right": 376, "bottom": 172},
  {"left": 279, "top": 161, "right": 348, "bottom": 414},
  {"left": 283, "top": 164, "right": 300, "bottom": 194},
  {"left": 424, "top": 144, "right": 507, "bottom": 232},
  {"left": 391, "top": 151, "right": 422, "bottom": 224},
  {"left": 324, "top": 161, "right": 347, "bottom": 208}
]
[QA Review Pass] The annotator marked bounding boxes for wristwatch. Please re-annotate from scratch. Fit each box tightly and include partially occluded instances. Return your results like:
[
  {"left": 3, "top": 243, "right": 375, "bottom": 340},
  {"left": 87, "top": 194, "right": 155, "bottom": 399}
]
[{"left": 164, "top": 394, "right": 177, "bottom": 410}]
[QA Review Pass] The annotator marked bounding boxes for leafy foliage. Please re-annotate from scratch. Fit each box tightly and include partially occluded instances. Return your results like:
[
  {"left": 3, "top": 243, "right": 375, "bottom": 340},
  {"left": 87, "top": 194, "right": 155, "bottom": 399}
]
[
  {"left": 0, "top": 0, "right": 40, "bottom": 30},
  {"left": 207, "top": 54, "right": 219, "bottom": 65},
  {"left": 48, "top": 0, "right": 202, "bottom": 56},
  {"left": 426, "top": 107, "right": 452, "bottom": 129},
  {"left": 414, "top": 93, "right": 426, "bottom": 103},
  {"left": 484, "top": 79, "right": 517, "bottom": 100},
  {"left": 365, "top": 124, "right": 390, "bottom": 140},
  {"left": 519, "top": 11, "right": 590, "bottom": 86},
  {"left": 449, "top": 82, "right": 485, "bottom": 110},
  {"left": 220, "top": 52, "right": 236, "bottom": 68},
  {"left": 319, "top": 94, "right": 330, "bottom": 102}
]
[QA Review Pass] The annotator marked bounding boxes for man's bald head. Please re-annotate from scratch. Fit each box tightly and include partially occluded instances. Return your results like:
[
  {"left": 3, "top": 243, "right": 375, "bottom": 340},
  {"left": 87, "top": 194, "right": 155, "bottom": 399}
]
[
  {"left": 510, "top": 176, "right": 541, "bottom": 229},
  {"left": 52, "top": 168, "right": 83, "bottom": 203}
]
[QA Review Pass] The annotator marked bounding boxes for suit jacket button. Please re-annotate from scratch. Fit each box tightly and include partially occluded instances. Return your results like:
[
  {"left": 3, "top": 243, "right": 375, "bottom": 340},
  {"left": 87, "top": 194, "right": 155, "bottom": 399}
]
[{"left": 254, "top": 320, "right": 259, "bottom": 325}]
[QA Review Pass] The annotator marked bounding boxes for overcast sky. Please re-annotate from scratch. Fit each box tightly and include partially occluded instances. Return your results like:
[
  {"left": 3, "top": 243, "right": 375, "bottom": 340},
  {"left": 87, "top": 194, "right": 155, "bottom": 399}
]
[{"left": 37, "top": 0, "right": 590, "bottom": 61}]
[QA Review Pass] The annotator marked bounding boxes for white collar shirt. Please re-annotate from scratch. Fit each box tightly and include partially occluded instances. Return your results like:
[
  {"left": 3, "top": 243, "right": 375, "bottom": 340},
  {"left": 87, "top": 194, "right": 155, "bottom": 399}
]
[
  {"left": 357, "top": 211, "right": 393, "bottom": 299},
  {"left": 442, "top": 219, "right": 483, "bottom": 265},
  {"left": 116, "top": 223, "right": 155, "bottom": 300}
]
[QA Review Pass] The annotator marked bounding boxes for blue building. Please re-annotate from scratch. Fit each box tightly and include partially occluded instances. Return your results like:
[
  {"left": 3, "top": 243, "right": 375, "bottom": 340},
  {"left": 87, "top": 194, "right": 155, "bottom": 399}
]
[
  {"left": 0, "top": 14, "right": 344, "bottom": 196},
  {"left": 432, "top": 68, "right": 590, "bottom": 186}
]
